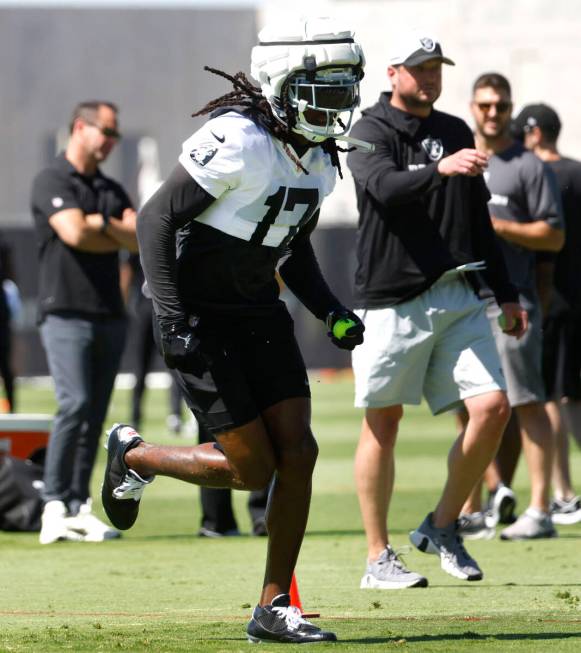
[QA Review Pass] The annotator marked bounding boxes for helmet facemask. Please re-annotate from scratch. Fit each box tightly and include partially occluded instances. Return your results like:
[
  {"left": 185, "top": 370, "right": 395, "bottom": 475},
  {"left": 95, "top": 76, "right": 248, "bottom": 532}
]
[
  {"left": 250, "top": 17, "right": 371, "bottom": 149},
  {"left": 283, "top": 64, "right": 362, "bottom": 143}
]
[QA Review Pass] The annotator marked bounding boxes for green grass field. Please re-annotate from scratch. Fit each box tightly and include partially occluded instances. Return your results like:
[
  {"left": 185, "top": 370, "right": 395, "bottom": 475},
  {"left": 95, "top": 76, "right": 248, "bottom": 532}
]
[{"left": 1, "top": 375, "right": 580, "bottom": 652}]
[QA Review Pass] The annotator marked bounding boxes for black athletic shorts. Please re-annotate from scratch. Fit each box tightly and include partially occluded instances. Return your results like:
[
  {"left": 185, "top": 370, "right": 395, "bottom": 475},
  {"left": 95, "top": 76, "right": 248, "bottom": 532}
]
[
  {"left": 155, "top": 307, "right": 311, "bottom": 435},
  {"left": 542, "top": 310, "right": 581, "bottom": 401}
]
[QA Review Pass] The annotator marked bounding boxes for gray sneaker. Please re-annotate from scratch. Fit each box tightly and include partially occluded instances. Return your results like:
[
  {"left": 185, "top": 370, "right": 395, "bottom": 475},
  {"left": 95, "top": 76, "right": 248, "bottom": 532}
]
[
  {"left": 550, "top": 496, "right": 581, "bottom": 525},
  {"left": 457, "top": 512, "right": 495, "bottom": 540},
  {"left": 500, "top": 508, "right": 557, "bottom": 540},
  {"left": 409, "top": 513, "right": 483, "bottom": 581},
  {"left": 360, "top": 545, "right": 428, "bottom": 589}
]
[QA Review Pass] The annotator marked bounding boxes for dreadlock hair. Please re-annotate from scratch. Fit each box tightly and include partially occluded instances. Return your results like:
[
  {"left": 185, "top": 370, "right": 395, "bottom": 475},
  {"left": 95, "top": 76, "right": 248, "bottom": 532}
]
[{"left": 192, "top": 67, "right": 349, "bottom": 178}]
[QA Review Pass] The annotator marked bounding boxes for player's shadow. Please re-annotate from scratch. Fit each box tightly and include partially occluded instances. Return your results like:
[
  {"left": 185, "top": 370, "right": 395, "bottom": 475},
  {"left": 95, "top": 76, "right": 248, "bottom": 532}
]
[{"left": 344, "top": 631, "right": 581, "bottom": 645}]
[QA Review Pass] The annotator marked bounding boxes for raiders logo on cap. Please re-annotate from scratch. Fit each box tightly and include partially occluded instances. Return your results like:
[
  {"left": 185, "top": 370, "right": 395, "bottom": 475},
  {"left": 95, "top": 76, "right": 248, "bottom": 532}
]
[{"left": 420, "top": 37, "right": 436, "bottom": 52}]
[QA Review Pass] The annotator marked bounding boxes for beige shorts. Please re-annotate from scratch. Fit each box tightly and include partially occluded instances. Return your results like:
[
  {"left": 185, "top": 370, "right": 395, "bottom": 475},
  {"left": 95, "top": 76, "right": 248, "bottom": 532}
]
[{"left": 352, "top": 273, "right": 506, "bottom": 414}]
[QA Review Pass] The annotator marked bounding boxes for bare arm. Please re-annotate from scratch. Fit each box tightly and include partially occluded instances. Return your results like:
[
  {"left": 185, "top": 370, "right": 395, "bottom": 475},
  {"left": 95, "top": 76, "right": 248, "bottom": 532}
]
[
  {"left": 87, "top": 207, "right": 139, "bottom": 252},
  {"left": 490, "top": 217, "right": 564, "bottom": 252},
  {"left": 49, "top": 208, "right": 120, "bottom": 253},
  {"left": 437, "top": 148, "right": 488, "bottom": 177}
]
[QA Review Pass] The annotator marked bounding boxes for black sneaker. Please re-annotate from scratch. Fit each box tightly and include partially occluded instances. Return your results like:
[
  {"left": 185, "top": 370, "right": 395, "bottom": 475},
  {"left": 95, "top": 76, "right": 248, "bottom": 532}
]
[
  {"left": 246, "top": 594, "right": 336, "bottom": 644},
  {"left": 486, "top": 484, "right": 517, "bottom": 526},
  {"left": 101, "top": 423, "right": 153, "bottom": 530}
]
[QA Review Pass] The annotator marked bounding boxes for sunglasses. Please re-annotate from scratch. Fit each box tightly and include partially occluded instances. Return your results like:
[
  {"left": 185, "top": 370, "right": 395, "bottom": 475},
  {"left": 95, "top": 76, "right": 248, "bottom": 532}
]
[
  {"left": 84, "top": 120, "right": 121, "bottom": 140},
  {"left": 475, "top": 101, "right": 511, "bottom": 114}
]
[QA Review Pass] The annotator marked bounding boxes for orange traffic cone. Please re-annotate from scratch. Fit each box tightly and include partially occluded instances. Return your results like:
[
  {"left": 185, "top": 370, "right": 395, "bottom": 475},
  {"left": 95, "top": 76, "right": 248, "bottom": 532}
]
[{"left": 290, "top": 573, "right": 320, "bottom": 618}]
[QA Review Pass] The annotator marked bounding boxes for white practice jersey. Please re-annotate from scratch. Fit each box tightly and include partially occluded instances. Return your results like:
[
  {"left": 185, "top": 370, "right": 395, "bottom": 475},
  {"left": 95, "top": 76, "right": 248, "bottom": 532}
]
[{"left": 178, "top": 111, "right": 336, "bottom": 248}]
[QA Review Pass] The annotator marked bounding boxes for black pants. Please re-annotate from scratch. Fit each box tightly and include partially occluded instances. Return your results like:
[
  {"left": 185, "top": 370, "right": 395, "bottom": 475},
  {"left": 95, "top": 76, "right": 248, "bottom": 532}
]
[
  {"left": 130, "top": 301, "right": 157, "bottom": 429},
  {"left": 40, "top": 314, "right": 127, "bottom": 507}
]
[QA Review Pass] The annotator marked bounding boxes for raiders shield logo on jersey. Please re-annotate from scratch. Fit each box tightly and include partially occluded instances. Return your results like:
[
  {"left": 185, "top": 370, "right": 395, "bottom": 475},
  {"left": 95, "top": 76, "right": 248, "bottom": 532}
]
[
  {"left": 421, "top": 137, "right": 444, "bottom": 161},
  {"left": 189, "top": 144, "right": 218, "bottom": 167}
]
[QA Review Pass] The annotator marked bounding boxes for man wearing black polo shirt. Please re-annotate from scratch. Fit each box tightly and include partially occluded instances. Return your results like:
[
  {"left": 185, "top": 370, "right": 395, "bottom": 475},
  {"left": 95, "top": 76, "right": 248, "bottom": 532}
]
[{"left": 31, "top": 101, "right": 138, "bottom": 544}]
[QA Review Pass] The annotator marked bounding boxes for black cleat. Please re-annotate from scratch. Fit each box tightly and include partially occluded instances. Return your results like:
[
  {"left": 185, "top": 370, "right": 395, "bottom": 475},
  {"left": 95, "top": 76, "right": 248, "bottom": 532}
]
[
  {"left": 246, "top": 594, "right": 337, "bottom": 644},
  {"left": 101, "top": 423, "right": 153, "bottom": 530}
]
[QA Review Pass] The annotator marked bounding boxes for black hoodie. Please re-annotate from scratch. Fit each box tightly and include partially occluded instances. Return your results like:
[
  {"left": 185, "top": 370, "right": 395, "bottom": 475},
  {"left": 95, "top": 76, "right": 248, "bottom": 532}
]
[{"left": 346, "top": 93, "right": 518, "bottom": 308}]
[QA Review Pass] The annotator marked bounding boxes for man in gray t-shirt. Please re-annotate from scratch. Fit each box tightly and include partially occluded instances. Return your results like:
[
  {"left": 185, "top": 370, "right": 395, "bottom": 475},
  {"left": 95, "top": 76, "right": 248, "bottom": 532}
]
[
  {"left": 457, "top": 72, "right": 564, "bottom": 541},
  {"left": 484, "top": 141, "right": 563, "bottom": 294}
]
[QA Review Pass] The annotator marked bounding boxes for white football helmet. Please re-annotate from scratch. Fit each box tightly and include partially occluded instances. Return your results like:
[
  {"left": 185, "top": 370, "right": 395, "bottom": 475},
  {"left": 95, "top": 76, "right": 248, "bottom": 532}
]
[{"left": 251, "top": 17, "right": 365, "bottom": 145}]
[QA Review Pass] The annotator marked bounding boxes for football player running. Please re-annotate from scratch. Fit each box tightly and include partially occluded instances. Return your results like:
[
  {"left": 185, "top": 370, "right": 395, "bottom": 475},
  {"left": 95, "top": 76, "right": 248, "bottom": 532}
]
[{"left": 101, "top": 17, "right": 367, "bottom": 644}]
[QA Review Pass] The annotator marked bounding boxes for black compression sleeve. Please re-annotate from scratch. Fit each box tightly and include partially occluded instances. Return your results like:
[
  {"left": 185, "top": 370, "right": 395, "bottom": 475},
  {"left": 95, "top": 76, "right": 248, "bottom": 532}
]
[
  {"left": 137, "top": 164, "right": 215, "bottom": 328},
  {"left": 278, "top": 214, "right": 343, "bottom": 321}
]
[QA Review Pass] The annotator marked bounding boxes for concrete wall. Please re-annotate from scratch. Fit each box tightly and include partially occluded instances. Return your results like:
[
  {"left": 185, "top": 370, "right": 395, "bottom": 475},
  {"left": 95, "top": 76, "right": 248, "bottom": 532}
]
[
  {"left": 0, "top": 7, "right": 256, "bottom": 226},
  {"left": 0, "top": 6, "right": 258, "bottom": 376}
]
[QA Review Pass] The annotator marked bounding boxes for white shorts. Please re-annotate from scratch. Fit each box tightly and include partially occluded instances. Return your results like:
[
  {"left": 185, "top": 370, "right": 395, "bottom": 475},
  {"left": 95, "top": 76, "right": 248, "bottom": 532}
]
[{"left": 352, "top": 272, "right": 506, "bottom": 414}]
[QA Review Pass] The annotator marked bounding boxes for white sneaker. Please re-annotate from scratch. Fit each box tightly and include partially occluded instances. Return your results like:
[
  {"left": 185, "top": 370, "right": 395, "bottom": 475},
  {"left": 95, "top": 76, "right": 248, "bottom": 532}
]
[
  {"left": 500, "top": 507, "right": 557, "bottom": 540},
  {"left": 39, "top": 500, "right": 85, "bottom": 545},
  {"left": 66, "top": 499, "right": 121, "bottom": 542},
  {"left": 550, "top": 496, "right": 581, "bottom": 525}
]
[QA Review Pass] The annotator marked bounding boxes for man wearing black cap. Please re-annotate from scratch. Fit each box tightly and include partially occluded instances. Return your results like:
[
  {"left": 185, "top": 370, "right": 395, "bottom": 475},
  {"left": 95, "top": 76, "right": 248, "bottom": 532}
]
[
  {"left": 347, "top": 33, "right": 526, "bottom": 587},
  {"left": 514, "top": 104, "right": 581, "bottom": 526}
]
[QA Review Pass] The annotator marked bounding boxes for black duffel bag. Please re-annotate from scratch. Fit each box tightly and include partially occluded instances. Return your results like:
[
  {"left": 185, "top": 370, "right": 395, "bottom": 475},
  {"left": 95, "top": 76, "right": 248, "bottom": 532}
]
[{"left": 0, "top": 454, "right": 44, "bottom": 532}]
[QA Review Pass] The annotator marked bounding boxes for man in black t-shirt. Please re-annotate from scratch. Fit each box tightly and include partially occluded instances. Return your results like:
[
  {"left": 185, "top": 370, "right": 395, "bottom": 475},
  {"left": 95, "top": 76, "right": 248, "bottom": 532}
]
[
  {"left": 30, "top": 100, "right": 138, "bottom": 544},
  {"left": 514, "top": 103, "right": 581, "bottom": 526}
]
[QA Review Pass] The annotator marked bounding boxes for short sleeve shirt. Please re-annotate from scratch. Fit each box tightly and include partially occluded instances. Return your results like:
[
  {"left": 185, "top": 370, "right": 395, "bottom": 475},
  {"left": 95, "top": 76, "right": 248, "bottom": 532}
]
[
  {"left": 178, "top": 112, "right": 336, "bottom": 247},
  {"left": 485, "top": 142, "right": 563, "bottom": 292},
  {"left": 31, "top": 153, "right": 132, "bottom": 320},
  {"left": 546, "top": 157, "right": 581, "bottom": 310},
  {"left": 173, "top": 112, "right": 337, "bottom": 314}
]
